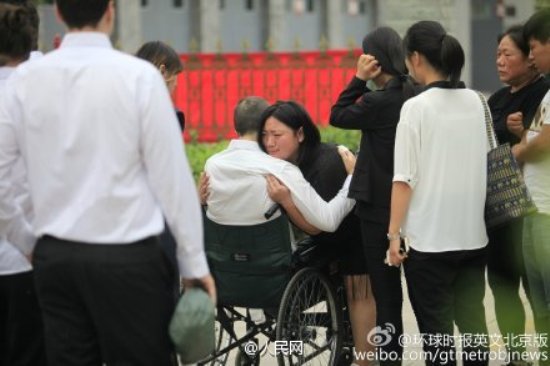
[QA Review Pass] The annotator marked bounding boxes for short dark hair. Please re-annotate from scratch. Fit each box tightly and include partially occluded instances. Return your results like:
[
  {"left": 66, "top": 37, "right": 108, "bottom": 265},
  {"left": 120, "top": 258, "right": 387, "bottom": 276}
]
[
  {"left": 55, "top": 0, "right": 109, "bottom": 29},
  {"left": 233, "top": 96, "right": 269, "bottom": 136},
  {"left": 498, "top": 25, "right": 530, "bottom": 57},
  {"left": 0, "top": 3, "right": 33, "bottom": 65},
  {"left": 257, "top": 100, "right": 321, "bottom": 168},
  {"left": 136, "top": 41, "right": 183, "bottom": 76},
  {"left": 0, "top": 0, "right": 38, "bottom": 49},
  {"left": 403, "top": 20, "right": 465, "bottom": 87},
  {"left": 524, "top": 9, "right": 550, "bottom": 43}
]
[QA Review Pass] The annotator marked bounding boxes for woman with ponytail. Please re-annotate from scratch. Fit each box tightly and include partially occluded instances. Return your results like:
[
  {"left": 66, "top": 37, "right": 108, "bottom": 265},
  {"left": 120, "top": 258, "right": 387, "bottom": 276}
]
[
  {"left": 387, "top": 21, "right": 490, "bottom": 366},
  {"left": 329, "top": 26, "right": 417, "bottom": 366},
  {"left": 0, "top": 3, "right": 46, "bottom": 366}
]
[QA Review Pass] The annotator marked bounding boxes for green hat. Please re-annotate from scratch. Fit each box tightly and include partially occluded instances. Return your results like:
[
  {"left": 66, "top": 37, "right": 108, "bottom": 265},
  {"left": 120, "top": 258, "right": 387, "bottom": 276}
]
[{"left": 169, "top": 288, "right": 215, "bottom": 363}]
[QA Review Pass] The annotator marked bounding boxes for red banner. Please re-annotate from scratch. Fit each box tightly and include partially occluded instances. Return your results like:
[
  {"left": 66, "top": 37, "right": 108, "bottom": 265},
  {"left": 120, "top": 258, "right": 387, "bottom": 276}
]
[{"left": 174, "top": 49, "right": 361, "bottom": 142}]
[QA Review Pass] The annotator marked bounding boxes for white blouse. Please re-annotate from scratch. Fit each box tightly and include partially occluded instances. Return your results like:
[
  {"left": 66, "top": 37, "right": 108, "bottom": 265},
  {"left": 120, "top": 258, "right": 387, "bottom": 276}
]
[{"left": 393, "top": 87, "right": 489, "bottom": 252}]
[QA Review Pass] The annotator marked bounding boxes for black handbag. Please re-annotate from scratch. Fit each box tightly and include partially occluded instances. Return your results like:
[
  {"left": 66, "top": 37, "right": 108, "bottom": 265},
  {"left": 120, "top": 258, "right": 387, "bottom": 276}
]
[{"left": 477, "top": 92, "right": 537, "bottom": 229}]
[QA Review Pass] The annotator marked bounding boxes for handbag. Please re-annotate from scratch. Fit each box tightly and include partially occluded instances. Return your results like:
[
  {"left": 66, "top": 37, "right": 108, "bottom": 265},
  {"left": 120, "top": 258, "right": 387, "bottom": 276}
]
[{"left": 477, "top": 92, "right": 537, "bottom": 229}]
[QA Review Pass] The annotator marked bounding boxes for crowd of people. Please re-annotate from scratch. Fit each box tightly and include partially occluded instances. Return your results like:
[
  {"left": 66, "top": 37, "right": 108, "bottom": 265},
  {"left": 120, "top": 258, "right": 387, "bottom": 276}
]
[{"left": 0, "top": 1, "right": 549, "bottom": 366}]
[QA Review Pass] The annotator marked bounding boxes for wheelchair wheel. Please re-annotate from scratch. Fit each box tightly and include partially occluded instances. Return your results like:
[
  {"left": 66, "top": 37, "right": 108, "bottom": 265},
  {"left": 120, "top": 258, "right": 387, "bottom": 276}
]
[{"left": 276, "top": 268, "right": 343, "bottom": 365}]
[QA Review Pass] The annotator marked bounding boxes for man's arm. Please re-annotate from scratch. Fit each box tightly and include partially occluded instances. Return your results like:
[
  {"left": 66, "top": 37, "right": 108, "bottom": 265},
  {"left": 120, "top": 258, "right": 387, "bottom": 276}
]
[
  {"left": 271, "top": 147, "right": 356, "bottom": 233},
  {"left": 513, "top": 125, "right": 550, "bottom": 162},
  {"left": 138, "top": 70, "right": 214, "bottom": 299},
  {"left": 0, "top": 84, "right": 35, "bottom": 255},
  {"left": 266, "top": 175, "right": 321, "bottom": 235}
]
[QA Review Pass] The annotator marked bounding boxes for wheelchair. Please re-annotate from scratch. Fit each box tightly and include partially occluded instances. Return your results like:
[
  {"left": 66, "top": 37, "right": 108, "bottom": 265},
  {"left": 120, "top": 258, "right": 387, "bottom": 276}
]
[{"left": 197, "top": 213, "right": 355, "bottom": 366}]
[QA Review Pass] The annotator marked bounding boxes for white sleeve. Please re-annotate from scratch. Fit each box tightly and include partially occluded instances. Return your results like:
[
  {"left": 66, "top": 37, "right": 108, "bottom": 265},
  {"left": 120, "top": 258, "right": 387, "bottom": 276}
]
[
  {"left": 393, "top": 101, "right": 421, "bottom": 189},
  {"left": 139, "top": 70, "right": 209, "bottom": 279},
  {"left": 0, "top": 83, "right": 35, "bottom": 254},
  {"left": 274, "top": 164, "right": 355, "bottom": 232},
  {"left": 543, "top": 91, "right": 550, "bottom": 126}
]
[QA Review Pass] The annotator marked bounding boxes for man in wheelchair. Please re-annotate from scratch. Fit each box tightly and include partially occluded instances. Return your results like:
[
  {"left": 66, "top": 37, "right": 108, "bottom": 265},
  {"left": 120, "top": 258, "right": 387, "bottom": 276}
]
[{"left": 198, "top": 97, "right": 374, "bottom": 366}]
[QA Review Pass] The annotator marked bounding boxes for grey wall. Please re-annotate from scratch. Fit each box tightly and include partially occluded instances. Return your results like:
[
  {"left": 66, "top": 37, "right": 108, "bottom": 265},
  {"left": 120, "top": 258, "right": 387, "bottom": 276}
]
[
  {"left": 471, "top": 0, "right": 503, "bottom": 92},
  {"left": 220, "top": 0, "right": 267, "bottom": 52},
  {"left": 140, "top": 1, "right": 191, "bottom": 53},
  {"left": 37, "top": 5, "right": 65, "bottom": 52},
  {"left": 282, "top": 0, "right": 323, "bottom": 51},
  {"left": 341, "top": 0, "right": 373, "bottom": 49}
]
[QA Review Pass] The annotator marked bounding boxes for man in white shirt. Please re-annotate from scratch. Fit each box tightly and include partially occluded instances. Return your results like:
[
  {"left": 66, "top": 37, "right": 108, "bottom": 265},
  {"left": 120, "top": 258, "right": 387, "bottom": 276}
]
[
  {"left": 203, "top": 96, "right": 355, "bottom": 233},
  {"left": 0, "top": 1, "right": 214, "bottom": 365},
  {"left": 0, "top": 2, "right": 46, "bottom": 366},
  {"left": 513, "top": 9, "right": 550, "bottom": 363}
]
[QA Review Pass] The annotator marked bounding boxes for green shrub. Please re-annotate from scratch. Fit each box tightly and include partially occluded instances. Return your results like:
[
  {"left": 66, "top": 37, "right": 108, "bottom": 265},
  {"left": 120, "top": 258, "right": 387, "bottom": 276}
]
[
  {"left": 185, "top": 140, "right": 228, "bottom": 181},
  {"left": 185, "top": 126, "right": 361, "bottom": 181},
  {"left": 319, "top": 126, "right": 361, "bottom": 152}
]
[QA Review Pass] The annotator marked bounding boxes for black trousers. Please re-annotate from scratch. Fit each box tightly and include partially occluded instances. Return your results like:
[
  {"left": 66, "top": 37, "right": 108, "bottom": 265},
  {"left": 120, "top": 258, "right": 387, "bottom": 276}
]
[
  {"left": 32, "top": 236, "right": 177, "bottom": 366},
  {"left": 360, "top": 220, "right": 403, "bottom": 365},
  {"left": 0, "top": 270, "right": 47, "bottom": 366},
  {"left": 405, "top": 247, "right": 489, "bottom": 366}
]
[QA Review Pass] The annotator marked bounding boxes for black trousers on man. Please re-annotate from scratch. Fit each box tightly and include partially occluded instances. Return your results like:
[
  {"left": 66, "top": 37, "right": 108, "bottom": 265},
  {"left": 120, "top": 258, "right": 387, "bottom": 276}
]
[
  {"left": 405, "top": 247, "right": 489, "bottom": 366},
  {"left": 0, "top": 271, "right": 47, "bottom": 366},
  {"left": 33, "top": 236, "right": 177, "bottom": 366}
]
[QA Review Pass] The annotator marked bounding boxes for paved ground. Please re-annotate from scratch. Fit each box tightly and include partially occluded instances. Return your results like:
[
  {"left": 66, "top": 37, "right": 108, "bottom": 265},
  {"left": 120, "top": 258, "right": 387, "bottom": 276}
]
[{"left": 200, "top": 272, "right": 540, "bottom": 366}]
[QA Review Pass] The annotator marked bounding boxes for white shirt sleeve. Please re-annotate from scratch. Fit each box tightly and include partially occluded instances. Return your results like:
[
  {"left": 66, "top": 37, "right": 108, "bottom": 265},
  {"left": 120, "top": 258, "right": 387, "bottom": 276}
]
[
  {"left": 393, "top": 101, "right": 421, "bottom": 189},
  {"left": 0, "top": 84, "right": 36, "bottom": 254},
  {"left": 138, "top": 71, "right": 209, "bottom": 279},
  {"left": 274, "top": 164, "right": 355, "bottom": 232},
  {"left": 542, "top": 91, "right": 550, "bottom": 126}
]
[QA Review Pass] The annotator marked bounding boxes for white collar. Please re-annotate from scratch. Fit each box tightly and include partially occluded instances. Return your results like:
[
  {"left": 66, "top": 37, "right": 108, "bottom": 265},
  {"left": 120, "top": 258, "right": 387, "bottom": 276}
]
[
  {"left": 227, "top": 139, "right": 262, "bottom": 152},
  {"left": 60, "top": 32, "right": 112, "bottom": 49}
]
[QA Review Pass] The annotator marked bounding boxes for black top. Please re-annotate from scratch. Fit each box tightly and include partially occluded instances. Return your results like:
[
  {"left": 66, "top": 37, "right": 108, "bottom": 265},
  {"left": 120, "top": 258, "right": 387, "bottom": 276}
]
[
  {"left": 330, "top": 76, "right": 414, "bottom": 224},
  {"left": 488, "top": 76, "right": 549, "bottom": 145},
  {"left": 299, "top": 143, "right": 361, "bottom": 250}
]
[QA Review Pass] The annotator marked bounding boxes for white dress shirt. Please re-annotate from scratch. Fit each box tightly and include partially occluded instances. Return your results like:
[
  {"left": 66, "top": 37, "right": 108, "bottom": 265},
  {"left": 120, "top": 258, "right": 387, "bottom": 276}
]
[
  {"left": 205, "top": 139, "right": 354, "bottom": 231},
  {"left": 393, "top": 88, "right": 489, "bottom": 252},
  {"left": 0, "top": 32, "right": 208, "bottom": 278},
  {"left": 0, "top": 67, "right": 32, "bottom": 275},
  {"left": 524, "top": 91, "right": 550, "bottom": 214}
]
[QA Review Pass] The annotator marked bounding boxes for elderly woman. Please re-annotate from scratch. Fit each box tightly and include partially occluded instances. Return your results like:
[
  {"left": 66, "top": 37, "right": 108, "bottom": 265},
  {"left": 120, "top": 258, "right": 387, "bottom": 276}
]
[{"left": 487, "top": 24, "right": 549, "bottom": 365}]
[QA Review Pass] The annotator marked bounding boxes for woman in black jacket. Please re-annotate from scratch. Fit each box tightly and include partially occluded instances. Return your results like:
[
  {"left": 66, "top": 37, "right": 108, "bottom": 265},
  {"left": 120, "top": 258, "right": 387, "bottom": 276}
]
[
  {"left": 487, "top": 24, "right": 549, "bottom": 364},
  {"left": 329, "top": 27, "right": 416, "bottom": 366}
]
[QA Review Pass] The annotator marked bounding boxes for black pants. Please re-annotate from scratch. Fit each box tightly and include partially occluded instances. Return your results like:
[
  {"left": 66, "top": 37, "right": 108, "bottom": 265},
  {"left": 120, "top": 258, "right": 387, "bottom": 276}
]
[
  {"left": 487, "top": 220, "right": 533, "bottom": 360},
  {"left": 360, "top": 220, "right": 403, "bottom": 365},
  {"left": 159, "top": 224, "right": 181, "bottom": 302},
  {"left": 33, "top": 236, "right": 177, "bottom": 366},
  {"left": 0, "top": 271, "right": 47, "bottom": 366},
  {"left": 405, "top": 247, "right": 489, "bottom": 366}
]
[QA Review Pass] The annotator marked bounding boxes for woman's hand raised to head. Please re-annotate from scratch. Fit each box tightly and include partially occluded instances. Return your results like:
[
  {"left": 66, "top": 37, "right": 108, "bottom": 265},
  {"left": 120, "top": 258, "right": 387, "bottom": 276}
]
[
  {"left": 337, "top": 145, "right": 356, "bottom": 175},
  {"left": 356, "top": 54, "right": 382, "bottom": 81}
]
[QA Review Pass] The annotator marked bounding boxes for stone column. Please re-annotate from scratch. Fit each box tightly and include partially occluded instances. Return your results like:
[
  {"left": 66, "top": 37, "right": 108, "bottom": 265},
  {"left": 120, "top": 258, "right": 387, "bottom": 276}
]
[
  {"left": 116, "top": 0, "right": 142, "bottom": 53},
  {"left": 326, "top": 0, "right": 344, "bottom": 48},
  {"left": 267, "top": 0, "right": 286, "bottom": 51},
  {"left": 199, "top": 0, "right": 221, "bottom": 52}
]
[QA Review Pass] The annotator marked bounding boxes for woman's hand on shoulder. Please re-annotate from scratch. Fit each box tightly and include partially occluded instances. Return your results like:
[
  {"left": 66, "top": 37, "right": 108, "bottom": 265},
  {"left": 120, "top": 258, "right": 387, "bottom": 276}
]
[
  {"left": 198, "top": 172, "right": 210, "bottom": 206},
  {"left": 266, "top": 174, "right": 292, "bottom": 206},
  {"left": 337, "top": 145, "right": 356, "bottom": 175}
]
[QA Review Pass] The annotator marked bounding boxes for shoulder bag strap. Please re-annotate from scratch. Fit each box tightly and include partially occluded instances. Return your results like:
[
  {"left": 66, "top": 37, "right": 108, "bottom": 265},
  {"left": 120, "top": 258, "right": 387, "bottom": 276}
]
[{"left": 476, "top": 91, "right": 498, "bottom": 150}]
